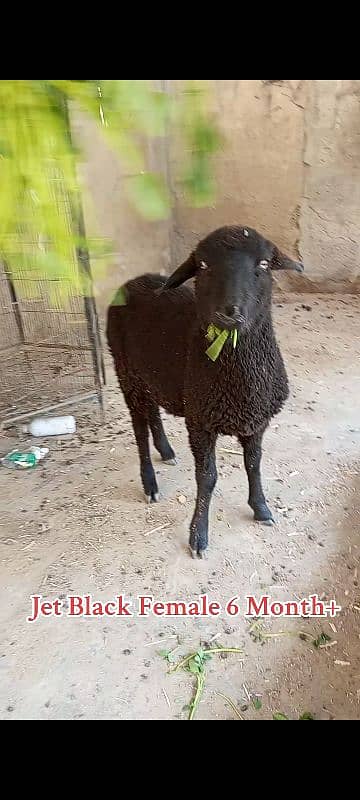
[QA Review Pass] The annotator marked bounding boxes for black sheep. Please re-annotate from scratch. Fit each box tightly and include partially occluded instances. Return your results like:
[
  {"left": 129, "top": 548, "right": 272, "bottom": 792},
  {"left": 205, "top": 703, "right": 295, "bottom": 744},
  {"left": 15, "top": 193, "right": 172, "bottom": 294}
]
[{"left": 107, "top": 225, "right": 304, "bottom": 558}]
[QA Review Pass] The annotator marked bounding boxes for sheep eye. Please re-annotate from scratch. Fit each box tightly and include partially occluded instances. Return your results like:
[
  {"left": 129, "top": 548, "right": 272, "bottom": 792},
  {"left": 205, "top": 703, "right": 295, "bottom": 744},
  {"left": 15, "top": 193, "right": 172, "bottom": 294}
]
[
  {"left": 259, "top": 260, "right": 269, "bottom": 270},
  {"left": 200, "top": 261, "right": 208, "bottom": 270}
]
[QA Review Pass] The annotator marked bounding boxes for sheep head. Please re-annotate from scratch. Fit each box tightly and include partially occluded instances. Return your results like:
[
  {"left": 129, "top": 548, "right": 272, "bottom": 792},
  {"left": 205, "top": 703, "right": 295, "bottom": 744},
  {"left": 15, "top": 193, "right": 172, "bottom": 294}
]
[{"left": 161, "top": 225, "right": 304, "bottom": 332}]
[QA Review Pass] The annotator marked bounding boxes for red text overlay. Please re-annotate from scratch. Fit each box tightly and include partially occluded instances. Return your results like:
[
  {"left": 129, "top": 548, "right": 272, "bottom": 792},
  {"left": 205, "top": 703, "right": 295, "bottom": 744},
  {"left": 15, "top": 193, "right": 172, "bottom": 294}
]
[{"left": 27, "top": 594, "right": 341, "bottom": 623}]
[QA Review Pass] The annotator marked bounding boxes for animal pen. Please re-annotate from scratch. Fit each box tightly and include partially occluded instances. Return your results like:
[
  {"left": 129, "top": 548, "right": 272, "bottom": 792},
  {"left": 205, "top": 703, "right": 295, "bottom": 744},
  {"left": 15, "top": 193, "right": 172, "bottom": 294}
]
[{"left": 0, "top": 194, "right": 105, "bottom": 430}]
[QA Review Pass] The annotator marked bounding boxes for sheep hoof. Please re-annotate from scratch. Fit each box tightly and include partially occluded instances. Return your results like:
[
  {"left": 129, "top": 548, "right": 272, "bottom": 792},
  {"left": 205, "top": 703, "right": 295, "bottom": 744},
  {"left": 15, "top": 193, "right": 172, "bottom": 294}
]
[
  {"left": 145, "top": 492, "right": 160, "bottom": 504},
  {"left": 190, "top": 547, "right": 207, "bottom": 560},
  {"left": 252, "top": 502, "right": 275, "bottom": 525},
  {"left": 164, "top": 458, "right": 177, "bottom": 466},
  {"left": 258, "top": 517, "right": 275, "bottom": 527}
]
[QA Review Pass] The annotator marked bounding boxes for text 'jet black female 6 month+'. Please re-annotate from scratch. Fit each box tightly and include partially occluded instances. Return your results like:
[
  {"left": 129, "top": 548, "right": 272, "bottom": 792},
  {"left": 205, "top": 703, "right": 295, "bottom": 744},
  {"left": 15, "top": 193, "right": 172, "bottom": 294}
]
[{"left": 107, "top": 225, "right": 304, "bottom": 558}]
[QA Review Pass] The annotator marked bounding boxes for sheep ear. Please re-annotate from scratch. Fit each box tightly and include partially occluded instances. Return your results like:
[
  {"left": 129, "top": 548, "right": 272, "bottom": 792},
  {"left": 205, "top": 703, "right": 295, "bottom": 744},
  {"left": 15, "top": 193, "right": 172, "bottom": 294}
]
[
  {"left": 270, "top": 249, "right": 304, "bottom": 273},
  {"left": 160, "top": 254, "right": 197, "bottom": 291}
]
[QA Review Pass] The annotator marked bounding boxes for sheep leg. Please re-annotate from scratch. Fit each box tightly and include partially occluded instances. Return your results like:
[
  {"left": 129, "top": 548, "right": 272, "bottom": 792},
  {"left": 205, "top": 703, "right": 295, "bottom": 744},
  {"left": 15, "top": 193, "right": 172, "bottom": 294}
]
[
  {"left": 148, "top": 406, "right": 177, "bottom": 465},
  {"left": 130, "top": 410, "right": 159, "bottom": 503},
  {"left": 187, "top": 426, "right": 218, "bottom": 558},
  {"left": 240, "top": 432, "right": 274, "bottom": 525}
]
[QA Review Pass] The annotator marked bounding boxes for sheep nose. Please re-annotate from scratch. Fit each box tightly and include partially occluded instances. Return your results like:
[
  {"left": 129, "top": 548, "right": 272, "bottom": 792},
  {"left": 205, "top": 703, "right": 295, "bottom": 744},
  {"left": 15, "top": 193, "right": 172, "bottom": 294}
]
[{"left": 225, "top": 304, "right": 240, "bottom": 318}]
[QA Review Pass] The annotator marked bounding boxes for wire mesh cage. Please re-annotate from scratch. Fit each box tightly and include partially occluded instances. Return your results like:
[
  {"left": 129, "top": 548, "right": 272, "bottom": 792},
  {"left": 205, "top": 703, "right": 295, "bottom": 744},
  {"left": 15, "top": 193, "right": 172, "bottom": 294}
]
[
  {"left": 0, "top": 249, "right": 105, "bottom": 428},
  {"left": 0, "top": 259, "right": 104, "bottom": 428},
  {"left": 0, "top": 118, "right": 105, "bottom": 428}
]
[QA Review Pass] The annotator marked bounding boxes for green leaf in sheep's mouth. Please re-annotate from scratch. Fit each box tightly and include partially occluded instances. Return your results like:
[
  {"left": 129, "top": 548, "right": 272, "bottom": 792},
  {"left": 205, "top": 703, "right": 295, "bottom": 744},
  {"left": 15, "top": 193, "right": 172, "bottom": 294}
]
[{"left": 206, "top": 324, "right": 238, "bottom": 362}]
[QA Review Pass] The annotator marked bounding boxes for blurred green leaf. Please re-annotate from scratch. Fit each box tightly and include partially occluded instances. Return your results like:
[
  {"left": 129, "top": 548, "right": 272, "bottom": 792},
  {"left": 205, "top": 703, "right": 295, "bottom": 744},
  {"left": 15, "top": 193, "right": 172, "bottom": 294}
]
[
  {"left": 127, "top": 172, "right": 171, "bottom": 221},
  {"left": 273, "top": 712, "right": 289, "bottom": 720},
  {"left": 192, "top": 121, "right": 222, "bottom": 155},
  {"left": 0, "top": 79, "right": 220, "bottom": 306},
  {"left": 188, "top": 660, "right": 201, "bottom": 675},
  {"left": 159, "top": 649, "right": 176, "bottom": 664},
  {"left": 313, "top": 633, "right": 332, "bottom": 649}
]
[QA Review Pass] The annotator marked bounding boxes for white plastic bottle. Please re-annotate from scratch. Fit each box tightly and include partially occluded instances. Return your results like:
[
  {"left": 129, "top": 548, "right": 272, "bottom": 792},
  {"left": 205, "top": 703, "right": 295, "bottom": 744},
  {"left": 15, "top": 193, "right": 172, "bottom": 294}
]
[{"left": 23, "top": 416, "right": 77, "bottom": 437}]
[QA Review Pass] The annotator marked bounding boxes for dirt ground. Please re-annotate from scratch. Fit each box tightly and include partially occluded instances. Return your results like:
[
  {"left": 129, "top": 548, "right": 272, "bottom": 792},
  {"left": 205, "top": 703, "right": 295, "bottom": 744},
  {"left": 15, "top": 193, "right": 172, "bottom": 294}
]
[{"left": 1, "top": 294, "right": 360, "bottom": 721}]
